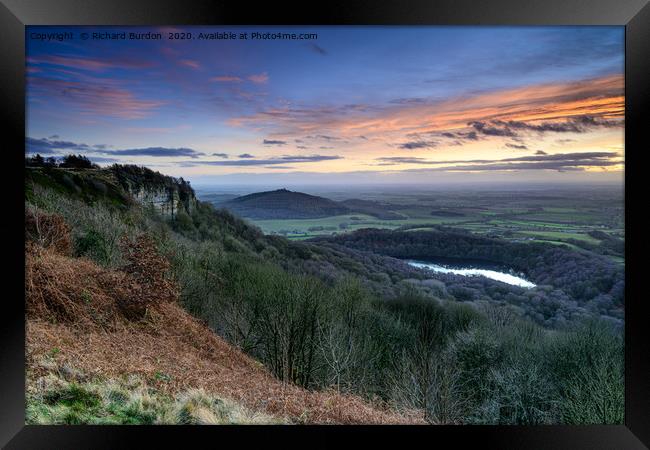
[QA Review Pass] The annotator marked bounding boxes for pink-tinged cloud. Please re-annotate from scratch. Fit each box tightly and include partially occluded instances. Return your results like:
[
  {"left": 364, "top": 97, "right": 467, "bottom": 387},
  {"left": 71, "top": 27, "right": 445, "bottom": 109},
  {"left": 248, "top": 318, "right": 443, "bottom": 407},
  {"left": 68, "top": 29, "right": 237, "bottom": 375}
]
[
  {"left": 28, "top": 77, "right": 164, "bottom": 119},
  {"left": 211, "top": 75, "right": 243, "bottom": 83},
  {"left": 179, "top": 59, "right": 201, "bottom": 70},
  {"left": 28, "top": 54, "right": 154, "bottom": 71},
  {"left": 248, "top": 72, "right": 269, "bottom": 84}
]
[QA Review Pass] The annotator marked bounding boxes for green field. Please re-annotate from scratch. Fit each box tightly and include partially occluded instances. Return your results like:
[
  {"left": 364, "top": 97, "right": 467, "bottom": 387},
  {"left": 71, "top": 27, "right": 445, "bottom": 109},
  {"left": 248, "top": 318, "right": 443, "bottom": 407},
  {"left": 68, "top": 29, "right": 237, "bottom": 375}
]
[
  {"left": 199, "top": 187, "right": 624, "bottom": 260},
  {"left": 516, "top": 230, "right": 601, "bottom": 244},
  {"left": 254, "top": 214, "right": 477, "bottom": 239}
]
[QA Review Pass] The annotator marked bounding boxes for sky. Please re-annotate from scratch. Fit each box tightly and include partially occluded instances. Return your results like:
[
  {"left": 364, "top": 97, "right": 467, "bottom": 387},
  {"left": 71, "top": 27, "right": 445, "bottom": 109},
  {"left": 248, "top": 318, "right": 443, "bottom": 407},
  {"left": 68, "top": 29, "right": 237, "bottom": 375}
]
[{"left": 26, "top": 26, "right": 625, "bottom": 186}]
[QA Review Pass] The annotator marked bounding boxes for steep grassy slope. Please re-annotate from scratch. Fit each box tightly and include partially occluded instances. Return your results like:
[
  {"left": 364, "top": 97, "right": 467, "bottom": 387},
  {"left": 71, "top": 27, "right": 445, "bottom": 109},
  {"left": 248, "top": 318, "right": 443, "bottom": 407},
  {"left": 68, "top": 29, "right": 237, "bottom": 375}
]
[{"left": 25, "top": 217, "right": 420, "bottom": 424}]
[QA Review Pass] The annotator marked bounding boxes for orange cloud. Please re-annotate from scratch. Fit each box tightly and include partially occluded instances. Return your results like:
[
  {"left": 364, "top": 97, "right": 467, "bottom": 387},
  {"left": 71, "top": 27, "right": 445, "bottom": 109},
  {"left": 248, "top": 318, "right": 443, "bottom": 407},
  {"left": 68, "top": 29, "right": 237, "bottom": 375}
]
[{"left": 229, "top": 74, "right": 624, "bottom": 143}]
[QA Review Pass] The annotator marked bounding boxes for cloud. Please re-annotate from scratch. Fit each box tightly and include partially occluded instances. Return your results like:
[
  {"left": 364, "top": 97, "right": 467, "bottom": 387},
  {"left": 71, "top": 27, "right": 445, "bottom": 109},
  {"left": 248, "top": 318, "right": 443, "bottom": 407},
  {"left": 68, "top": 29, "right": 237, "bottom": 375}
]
[
  {"left": 26, "top": 138, "right": 206, "bottom": 159},
  {"left": 97, "top": 147, "right": 205, "bottom": 158},
  {"left": 481, "top": 115, "right": 622, "bottom": 136},
  {"left": 536, "top": 150, "right": 548, "bottom": 155},
  {"left": 182, "top": 154, "right": 343, "bottom": 166},
  {"left": 506, "top": 143, "right": 528, "bottom": 150},
  {"left": 238, "top": 153, "right": 255, "bottom": 158},
  {"left": 469, "top": 121, "right": 517, "bottom": 137},
  {"left": 26, "top": 137, "right": 98, "bottom": 154},
  {"left": 212, "top": 153, "right": 229, "bottom": 158},
  {"left": 439, "top": 130, "right": 479, "bottom": 141},
  {"left": 27, "top": 54, "right": 153, "bottom": 72},
  {"left": 211, "top": 75, "right": 243, "bottom": 83},
  {"left": 376, "top": 152, "right": 621, "bottom": 172},
  {"left": 308, "top": 43, "right": 328, "bottom": 55},
  {"left": 178, "top": 59, "right": 201, "bottom": 69},
  {"left": 496, "top": 119, "right": 580, "bottom": 133},
  {"left": 306, "top": 135, "right": 341, "bottom": 141},
  {"left": 263, "top": 139, "right": 287, "bottom": 146},
  {"left": 375, "top": 157, "right": 431, "bottom": 165},
  {"left": 464, "top": 115, "right": 623, "bottom": 145},
  {"left": 438, "top": 159, "right": 619, "bottom": 172},
  {"left": 502, "top": 152, "right": 618, "bottom": 162},
  {"left": 227, "top": 74, "right": 623, "bottom": 146},
  {"left": 398, "top": 140, "right": 439, "bottom": 150},
  {"left": 28, "top": 77, "right": 164, "bottom": 119},
  {"left": 248, "top": 72, "right": 269, "bottom": 84}
]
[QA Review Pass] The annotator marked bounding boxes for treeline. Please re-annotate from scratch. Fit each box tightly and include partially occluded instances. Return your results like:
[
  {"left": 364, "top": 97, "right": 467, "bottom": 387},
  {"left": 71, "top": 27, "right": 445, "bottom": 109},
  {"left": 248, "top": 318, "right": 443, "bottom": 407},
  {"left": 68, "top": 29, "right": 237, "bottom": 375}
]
[
  {"left": 26, "top": 153, "right": 98, "bottom": 169},
  {"left": 313, "top": 228, "right": 624, "bottom": 326},
  {"left": 172, "top": 241, "right": 623, "bottom": 425},
  {"left": 25, "top": 169, "right": 624, "bottom": 424}
]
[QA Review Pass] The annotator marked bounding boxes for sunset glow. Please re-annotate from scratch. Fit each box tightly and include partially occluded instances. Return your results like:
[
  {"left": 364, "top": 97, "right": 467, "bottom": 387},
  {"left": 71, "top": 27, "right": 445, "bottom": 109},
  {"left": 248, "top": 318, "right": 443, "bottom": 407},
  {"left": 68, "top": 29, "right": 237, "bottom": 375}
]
[{"left": 26, "top": 26, "right": 624, "bottom": 185}]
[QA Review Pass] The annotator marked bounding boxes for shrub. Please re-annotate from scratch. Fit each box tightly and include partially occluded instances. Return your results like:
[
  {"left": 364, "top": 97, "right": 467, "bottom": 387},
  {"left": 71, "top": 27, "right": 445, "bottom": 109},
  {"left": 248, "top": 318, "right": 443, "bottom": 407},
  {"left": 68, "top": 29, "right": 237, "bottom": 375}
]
[
  {"left": 75, "top": 228, "right": 110, "bottom": 263},
  {"left": 30, "top": 185, "right": 136, "bottom": 267},
  {"left": 25, "top": 245, "right": 119, "bottom": 324},
  {"left": 174, "top": 209, "right": 195, "bottom": 233},
  {"left": 451, "top": 327, "right": 502, "bottom": 407},
  {"left": 115, "top": 234, "right": 179, "bottom": 320},
  {"left": 476, "top": 356, "right": 556, "bottom": 425},
  {"left": 544, "top": 319, "right": 623, "bottom": 424},
  {"left": 25, "top": 206, "right": 72, "bottom": 255},
  {"left": 560, "top": 353, "right": 623, "bottom": 424}
]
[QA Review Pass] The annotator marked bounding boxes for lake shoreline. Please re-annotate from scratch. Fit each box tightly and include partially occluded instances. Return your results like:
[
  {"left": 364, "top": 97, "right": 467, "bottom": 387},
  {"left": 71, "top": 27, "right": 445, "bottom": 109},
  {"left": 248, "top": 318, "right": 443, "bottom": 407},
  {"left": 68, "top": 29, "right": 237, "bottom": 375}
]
[{"left": 407, "top": 259, "right": 536, "bottom": 289}]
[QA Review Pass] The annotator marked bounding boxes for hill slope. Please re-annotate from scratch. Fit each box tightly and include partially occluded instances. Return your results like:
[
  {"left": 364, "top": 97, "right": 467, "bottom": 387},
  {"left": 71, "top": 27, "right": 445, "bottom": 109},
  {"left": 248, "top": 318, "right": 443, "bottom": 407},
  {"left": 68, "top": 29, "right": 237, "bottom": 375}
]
[
  {"left": 25, "top": 213, "right": 419, "bottom": 425},
  {"left": 24, "top": 164, "right": 624, "bottom": 425},
  {"left": 221, "top": 188, "right": 350, "bottom": 219}
]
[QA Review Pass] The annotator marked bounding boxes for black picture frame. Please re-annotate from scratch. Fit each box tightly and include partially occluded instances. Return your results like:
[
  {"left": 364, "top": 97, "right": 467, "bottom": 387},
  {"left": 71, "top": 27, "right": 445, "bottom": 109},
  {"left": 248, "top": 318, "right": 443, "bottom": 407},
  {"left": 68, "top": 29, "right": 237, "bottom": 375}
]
[{"left": 1, "top": 1, "right": 648, "bottom": 448}]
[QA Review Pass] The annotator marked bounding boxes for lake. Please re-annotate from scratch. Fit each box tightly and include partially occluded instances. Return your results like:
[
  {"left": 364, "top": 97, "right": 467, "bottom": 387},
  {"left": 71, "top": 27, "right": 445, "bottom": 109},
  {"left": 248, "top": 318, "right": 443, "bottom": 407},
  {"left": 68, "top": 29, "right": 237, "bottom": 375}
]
[{"left": 407, "top": 259, "right": 536, "bottom": 288}]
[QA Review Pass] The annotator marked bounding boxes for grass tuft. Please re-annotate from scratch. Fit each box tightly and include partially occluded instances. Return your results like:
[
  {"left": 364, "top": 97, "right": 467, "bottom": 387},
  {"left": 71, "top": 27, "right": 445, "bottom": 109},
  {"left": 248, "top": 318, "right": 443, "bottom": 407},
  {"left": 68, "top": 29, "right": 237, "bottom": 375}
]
[{"left": 27, "top": 363, "right": 284, "bottom": 425}]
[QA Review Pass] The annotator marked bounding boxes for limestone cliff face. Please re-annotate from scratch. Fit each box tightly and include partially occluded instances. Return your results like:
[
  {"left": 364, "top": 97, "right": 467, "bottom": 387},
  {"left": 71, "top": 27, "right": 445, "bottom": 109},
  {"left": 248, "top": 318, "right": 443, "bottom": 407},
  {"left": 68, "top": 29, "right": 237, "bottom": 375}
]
[
  {"left": 109, "top": 165, "right": 197, "bottom": 219},
  {"left": 129, "top": 185, "right": 186, "bottom": 218}
]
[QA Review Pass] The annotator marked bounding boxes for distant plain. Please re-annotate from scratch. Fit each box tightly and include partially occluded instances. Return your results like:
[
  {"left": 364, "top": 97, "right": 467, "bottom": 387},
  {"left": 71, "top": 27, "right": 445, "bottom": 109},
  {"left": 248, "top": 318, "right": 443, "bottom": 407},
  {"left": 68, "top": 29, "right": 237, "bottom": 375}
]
[{"left": 196, "top": 185, "right": 624, "bottom": 264}]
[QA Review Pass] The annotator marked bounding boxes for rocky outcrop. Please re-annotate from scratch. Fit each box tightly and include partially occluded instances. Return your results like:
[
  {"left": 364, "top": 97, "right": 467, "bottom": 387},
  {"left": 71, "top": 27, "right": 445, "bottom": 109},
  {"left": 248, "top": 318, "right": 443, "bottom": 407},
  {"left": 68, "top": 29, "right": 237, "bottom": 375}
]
[
  {"left": 109, "top": 165, "right": 197, "bottom": 219},
  {"left": 129, "top": 185, "right": 186, "bottom": 218}
]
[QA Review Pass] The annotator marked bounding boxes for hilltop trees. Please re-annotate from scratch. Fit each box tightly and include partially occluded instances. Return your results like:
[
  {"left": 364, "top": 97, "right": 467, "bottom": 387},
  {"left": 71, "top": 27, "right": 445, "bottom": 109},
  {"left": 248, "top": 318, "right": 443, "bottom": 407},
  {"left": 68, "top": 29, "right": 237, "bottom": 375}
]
[
  {"left": 25, "top": 153, "right": 57, "bottom": 168},
  {"left": 25, "top": 153, "right": 98, "bottom": 169},
  {"left": 60, "top": 154, "right": 97, "bottom": 168}
]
